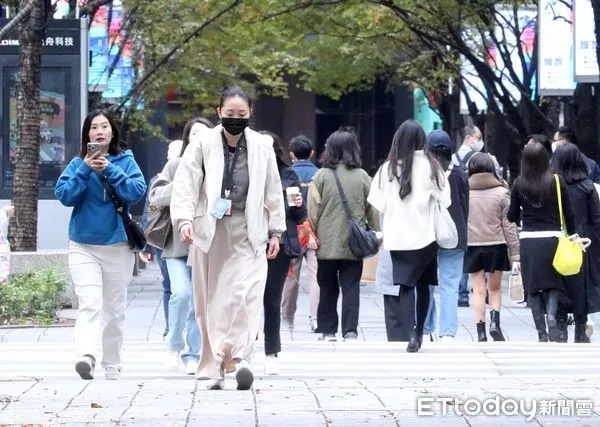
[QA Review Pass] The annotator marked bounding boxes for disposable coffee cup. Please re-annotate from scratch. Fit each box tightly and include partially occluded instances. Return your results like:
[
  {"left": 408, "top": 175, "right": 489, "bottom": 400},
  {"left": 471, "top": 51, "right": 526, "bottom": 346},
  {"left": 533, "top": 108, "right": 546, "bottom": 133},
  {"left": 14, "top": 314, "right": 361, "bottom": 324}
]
[{"left": 286, "top": 186, "right": 300, "bottom": 207}]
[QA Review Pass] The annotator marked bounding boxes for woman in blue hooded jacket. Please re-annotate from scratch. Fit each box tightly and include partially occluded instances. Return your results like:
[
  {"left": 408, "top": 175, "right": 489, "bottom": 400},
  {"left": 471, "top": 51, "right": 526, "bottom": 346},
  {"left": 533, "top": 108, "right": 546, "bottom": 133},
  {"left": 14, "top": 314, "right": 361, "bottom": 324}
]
[{"left": 55, "top": 110, "right": 146, "bottom": 381}]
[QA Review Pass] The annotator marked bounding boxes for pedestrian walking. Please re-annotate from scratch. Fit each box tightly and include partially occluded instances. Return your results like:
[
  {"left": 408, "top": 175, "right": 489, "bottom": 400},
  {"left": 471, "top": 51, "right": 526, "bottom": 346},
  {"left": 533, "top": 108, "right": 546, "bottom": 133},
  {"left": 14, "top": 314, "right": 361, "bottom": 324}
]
[
  {"left": 308, "top": 128, "right": 378, "bottom": 342},
  {"left": 170, "top": 86, "right": 286, "bottom": 390},
  {"left": 259, "top": 131, "right": 307, "bottom": 375},
  {"left": 422, "top": 130, "right": 470, "bottom": 342},
  {"left": 281, "top": 135, "right": 320, "bottom": 332},
  {"left": 465, "top": 153, "right": 520, "bottom": 342},
  {"left": 150, "top": 118, "right": 214, "bottom": 374},
  {"left": 508, "top": 141, "right": 576, "bottom": 342},
  {"left": 55, "top": 110, "right": 147, "bottom": 380},
  {"left": 551, "top": 143, "right": 600, "bottom": 343},
  {"left": 368, "top": 120, "right": 449, "bottom": 352},
  {"left": 139, "top": 141, "right": 183, "bottom": 339}
]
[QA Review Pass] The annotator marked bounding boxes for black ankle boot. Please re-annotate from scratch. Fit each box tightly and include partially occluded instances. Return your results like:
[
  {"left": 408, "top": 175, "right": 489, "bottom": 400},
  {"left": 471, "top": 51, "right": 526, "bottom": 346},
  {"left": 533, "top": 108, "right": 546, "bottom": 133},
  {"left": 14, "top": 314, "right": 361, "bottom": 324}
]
[
  {"left": 557, "top": 312, "right": 569, "bottom": 343},
  {"left": 407, "top": 328, "right": 423, "bottom": 353},
  {"left": 489, "top": 310, "right": 506, "bottom": 341},
  {"left": 546, "top": 315, "right": 560, "bottom": 342},
  {"left": 476, "top": 321, "right": 487, "bottom": 342},
  {"left": 528, "top": 294, "right": 548, "bottom": 342},
  {"left": 574, "top": 322, "right": 591, "bottom": 343}
]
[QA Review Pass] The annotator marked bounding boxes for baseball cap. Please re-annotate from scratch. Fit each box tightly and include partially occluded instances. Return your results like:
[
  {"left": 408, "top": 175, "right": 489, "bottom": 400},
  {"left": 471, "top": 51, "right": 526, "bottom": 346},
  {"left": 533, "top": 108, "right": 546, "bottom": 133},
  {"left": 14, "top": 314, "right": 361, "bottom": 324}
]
[{"left": 427, "top": 130, "right": 451, "bottom": 148}]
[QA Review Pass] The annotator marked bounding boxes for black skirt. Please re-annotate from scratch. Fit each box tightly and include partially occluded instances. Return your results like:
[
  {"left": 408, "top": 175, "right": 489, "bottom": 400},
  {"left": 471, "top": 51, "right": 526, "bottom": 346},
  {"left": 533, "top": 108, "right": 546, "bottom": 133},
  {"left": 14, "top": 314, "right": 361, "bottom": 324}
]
[
  {"left": 464, "top": 244, "right": 510, "bottom": 273},
  {"left": 389, "top": 241, "right": 438, "bottom": 288},
  {"left": 520, "top": 237, "right": 566, "bottom": 294}
]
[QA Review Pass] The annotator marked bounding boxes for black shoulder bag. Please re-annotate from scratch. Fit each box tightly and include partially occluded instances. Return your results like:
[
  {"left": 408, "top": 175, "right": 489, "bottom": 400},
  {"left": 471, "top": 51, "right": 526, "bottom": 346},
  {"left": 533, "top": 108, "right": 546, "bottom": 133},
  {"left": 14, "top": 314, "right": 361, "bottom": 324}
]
[
  {"left": 332, "top": 168, "right": 379, "bottom": 259},
  {"left": 102, "top": 178, "right": 147, "bottom": 251}
]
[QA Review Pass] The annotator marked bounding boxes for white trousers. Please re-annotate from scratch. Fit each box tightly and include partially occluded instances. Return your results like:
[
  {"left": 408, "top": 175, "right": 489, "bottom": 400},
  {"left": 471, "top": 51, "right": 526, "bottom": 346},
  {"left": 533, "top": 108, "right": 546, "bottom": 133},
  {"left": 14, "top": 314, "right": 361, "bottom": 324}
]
[{"left": 69, "top": 241, "right": 134, "bottom": 368}]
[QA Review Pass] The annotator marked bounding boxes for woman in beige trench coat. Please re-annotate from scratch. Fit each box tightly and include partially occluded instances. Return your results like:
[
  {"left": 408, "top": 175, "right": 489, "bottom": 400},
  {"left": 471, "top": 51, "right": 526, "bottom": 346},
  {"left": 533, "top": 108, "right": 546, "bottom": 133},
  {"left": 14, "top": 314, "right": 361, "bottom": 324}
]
[{"left": 170, "top": 86, "right": 286, "bottom": 390}]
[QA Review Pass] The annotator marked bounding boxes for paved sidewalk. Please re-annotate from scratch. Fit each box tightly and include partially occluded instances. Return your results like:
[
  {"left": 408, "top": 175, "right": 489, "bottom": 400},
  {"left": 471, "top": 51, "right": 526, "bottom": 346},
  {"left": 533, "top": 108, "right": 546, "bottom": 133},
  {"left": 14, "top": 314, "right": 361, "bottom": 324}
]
[{"left": 0, "top": 264, "right": 599, "bottom": 426}]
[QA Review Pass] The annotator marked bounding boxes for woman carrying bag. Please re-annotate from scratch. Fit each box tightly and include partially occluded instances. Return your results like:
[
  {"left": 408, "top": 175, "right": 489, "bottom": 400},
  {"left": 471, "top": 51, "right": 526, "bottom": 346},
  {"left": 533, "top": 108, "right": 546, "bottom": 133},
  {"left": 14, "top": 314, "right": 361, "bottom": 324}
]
[
  {"left": 368, "top": 120, "right": 450, "bottom": 352},
  {"left": 464, "top": 153, "right": 520, "bottom": 342},
  {"left": 149, "top": 117, "right": 213, "bottom": 374},
  {"left": 308, "top": 128, "right": 379, "bottom": 342},
  {"left": 551, "top": 143, "right": 600, "bottom": 342},
  {"left": 508, "top": 141, "right": 577, "bottom": 342},
  {"left": 55, "top": 110, "right": 146, "bottom": 380}
]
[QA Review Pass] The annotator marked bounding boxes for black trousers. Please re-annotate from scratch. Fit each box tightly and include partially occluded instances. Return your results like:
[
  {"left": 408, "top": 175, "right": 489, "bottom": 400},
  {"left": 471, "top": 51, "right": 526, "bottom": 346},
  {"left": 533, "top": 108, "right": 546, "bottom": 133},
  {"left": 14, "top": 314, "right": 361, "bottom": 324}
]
[
  {"left": 263, "top": 248, "right": 292, "bottom": 356},
  {"left": 383, "top": 283, "right": 430, "bottom": 342},
  {"left": 316, "top": 259, "right": 363, "bottom": 335}
]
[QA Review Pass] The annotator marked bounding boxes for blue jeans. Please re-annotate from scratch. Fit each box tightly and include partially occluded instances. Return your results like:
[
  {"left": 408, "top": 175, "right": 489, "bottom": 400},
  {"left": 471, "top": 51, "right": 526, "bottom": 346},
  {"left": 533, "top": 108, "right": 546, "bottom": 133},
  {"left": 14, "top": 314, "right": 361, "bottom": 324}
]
[
  {"left": 165, "top": 257, "right": 201, "bottom": 363},
  {"left": 422, "top": 286, "right": 436, "bottom": 335},
  {"left": 459, "top": 273, "right": 469, "bottom": 302},
  {"left": 423, "top": 248, "right": 465, "bottom": 337},
  {"left": 153, "top": 248, "right": 171, "bottom": 335}
]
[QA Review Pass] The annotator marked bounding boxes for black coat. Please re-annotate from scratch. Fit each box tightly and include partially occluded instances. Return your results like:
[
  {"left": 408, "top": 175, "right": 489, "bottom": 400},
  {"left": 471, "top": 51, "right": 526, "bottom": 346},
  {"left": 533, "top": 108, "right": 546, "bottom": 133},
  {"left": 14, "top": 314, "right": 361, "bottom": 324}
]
[
  {"left": 563, "top": 178, "right": 600, "bottom": 315},
  {"left": 447, "top": 166, "right": 469, "bottom": 250},
  {"left": 280, "top": 167, "right": 307, "bottom": 257}
]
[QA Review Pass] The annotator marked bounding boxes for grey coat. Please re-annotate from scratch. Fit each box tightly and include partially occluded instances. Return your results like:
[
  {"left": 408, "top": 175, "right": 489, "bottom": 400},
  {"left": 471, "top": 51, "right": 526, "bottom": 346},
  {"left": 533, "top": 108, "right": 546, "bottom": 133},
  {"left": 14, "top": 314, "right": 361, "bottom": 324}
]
[{"left": 149, "top": 157, "right": 190, "bottom": 259}]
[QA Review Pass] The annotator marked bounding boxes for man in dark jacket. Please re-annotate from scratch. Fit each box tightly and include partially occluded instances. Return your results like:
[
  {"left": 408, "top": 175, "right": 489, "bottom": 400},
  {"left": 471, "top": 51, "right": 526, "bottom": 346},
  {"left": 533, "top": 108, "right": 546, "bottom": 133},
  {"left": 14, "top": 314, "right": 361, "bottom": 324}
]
[{"left": 423, "top": 130, "right": 470, "bottom": 342}]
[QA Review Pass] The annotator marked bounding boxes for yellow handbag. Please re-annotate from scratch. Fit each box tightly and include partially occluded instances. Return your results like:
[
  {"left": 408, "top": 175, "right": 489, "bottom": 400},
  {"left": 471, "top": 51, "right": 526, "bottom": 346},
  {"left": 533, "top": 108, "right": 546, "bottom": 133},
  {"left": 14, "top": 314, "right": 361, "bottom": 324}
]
[{"left": 552, "top": 174, "right": 583, "bottom": 276}]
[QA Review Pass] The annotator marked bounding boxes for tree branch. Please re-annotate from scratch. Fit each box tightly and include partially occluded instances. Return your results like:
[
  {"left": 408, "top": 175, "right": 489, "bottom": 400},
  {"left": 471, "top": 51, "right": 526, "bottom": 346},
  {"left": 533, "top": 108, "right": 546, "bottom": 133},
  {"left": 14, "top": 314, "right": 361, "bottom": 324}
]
[
  {"left": 0, "top": 0, "right": 33, "bottom": 39},
  {"left": 114, "top": 0, "right": 243, "bottom": 110}
]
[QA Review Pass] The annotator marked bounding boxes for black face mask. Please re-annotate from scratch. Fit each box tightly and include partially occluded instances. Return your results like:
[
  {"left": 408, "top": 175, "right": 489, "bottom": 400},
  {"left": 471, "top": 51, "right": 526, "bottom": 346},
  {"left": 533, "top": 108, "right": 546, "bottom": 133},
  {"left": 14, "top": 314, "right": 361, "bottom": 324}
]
[{"left": 221, "top": 117, "right": 249, "bottom": 136}]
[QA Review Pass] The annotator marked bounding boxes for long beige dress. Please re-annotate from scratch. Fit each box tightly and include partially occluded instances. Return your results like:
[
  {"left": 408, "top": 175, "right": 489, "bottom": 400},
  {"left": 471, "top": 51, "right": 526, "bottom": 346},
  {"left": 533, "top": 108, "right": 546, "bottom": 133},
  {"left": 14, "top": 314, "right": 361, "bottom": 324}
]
[{"left": 170, "top": 125, "right": 286, "bottom": 380}]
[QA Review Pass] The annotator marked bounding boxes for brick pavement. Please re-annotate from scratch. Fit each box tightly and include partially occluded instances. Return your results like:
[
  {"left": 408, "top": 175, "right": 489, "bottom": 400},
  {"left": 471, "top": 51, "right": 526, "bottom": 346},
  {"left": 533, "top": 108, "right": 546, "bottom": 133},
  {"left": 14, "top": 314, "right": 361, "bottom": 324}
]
[{"left": 0, "top": 264, "right": 599, "bottom": 426}]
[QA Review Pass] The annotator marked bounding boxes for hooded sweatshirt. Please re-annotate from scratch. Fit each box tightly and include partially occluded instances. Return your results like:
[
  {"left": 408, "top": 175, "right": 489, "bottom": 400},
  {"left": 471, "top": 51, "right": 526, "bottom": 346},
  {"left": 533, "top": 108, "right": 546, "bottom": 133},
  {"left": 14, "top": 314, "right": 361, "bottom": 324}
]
[{"left": 55, "top": 150, "right": 147, "bottom": 245}]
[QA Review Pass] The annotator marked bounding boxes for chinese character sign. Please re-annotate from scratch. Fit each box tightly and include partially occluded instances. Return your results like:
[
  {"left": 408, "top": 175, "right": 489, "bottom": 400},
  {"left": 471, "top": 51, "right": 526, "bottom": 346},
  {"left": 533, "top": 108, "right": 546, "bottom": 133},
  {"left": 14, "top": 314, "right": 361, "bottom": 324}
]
[
  {"left": 574, "top": 0, "right": 599, "bottom": 82},
  {"left": 539, "top": 0, "right": 576, "bottom": 94}
]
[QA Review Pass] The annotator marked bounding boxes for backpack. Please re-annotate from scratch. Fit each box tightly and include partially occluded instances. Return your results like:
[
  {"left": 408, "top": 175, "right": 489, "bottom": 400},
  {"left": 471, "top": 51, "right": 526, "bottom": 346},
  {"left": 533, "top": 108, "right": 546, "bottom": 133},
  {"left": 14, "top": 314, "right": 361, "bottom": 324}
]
[{"left": 454, "top": 150, "right": 476, "bottom": 175}]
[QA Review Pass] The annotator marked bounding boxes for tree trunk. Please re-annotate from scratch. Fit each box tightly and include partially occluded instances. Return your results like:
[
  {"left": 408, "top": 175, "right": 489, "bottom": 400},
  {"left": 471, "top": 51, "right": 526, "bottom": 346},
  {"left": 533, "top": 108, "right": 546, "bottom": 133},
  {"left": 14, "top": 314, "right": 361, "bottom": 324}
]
[
  {"left": 9, "top": 0, "right": 47, "bottom": 251},
  {"left": 573, "top": 83, "right": 598, "bottom": 160}
]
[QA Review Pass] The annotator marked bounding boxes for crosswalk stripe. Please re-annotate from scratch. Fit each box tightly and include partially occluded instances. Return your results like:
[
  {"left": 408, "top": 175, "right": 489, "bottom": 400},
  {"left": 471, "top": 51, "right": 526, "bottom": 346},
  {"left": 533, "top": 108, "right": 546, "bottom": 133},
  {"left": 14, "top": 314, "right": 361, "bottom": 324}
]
[{"left": 1, "top": 341, "right": 599, "bottom": 380}]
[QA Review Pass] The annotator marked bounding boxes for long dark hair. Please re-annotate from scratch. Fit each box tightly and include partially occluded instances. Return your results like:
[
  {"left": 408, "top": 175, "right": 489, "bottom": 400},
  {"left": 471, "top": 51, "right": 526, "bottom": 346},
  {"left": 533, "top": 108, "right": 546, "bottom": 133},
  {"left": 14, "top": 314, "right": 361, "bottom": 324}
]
[
  {"left": 551, "top": 142, "right": 590, "bottom": 184},
  {"left": 181, "top": 117, "right": 214, "bottom": 156},
  {"left": 260, "top": 130, "right": 290, "bottom": 171},
  {"left": 79, "top": 110, "right": 126, "bottom": 158},
  {"left": 319, "top": 128, "right": 362, "bottom": 169},
  {"left": 515, "top": 141, "right": 554, "bottom": 207},
  {"left": 387, "top": 120, "right": 442, "bottom": 199},
  {"left": 527, "top": 134, "right": 551, "bottom": 154}
]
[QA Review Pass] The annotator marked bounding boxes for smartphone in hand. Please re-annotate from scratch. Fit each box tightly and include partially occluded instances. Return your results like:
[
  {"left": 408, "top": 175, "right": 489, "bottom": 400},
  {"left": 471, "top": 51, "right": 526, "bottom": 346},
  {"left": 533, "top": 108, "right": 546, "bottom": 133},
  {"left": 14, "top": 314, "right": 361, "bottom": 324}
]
[{"left": 87, "top": 142, "right": 101, "bottom": 156}]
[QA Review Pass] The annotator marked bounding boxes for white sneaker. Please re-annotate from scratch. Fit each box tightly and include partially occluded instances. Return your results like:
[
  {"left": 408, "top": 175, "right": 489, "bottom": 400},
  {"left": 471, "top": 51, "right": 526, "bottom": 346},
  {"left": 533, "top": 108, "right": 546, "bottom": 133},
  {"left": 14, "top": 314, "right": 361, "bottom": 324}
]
[
  {"left": 310, "top": 318, "right": 318, "bottom": 332},
  {"left": 105, "top": 366, "right": 121, "bottom": 380},
  {"left": 164, "top": 351, "right": 180, "bottom": 371},
  {"left": 75, "top": 355, "right": 95, "bottom": 380},
  {"left": 439, "top": 336, "right": 455, "bottom": 343},
  {"left": 264, "top": 355, "right": 280, "bottom": 375},
  {"left": 235, "top": 360, "right": 254, "bottom": 390},
  {"left": 185, "top": 359, "right": 199, "bottom": 375}
]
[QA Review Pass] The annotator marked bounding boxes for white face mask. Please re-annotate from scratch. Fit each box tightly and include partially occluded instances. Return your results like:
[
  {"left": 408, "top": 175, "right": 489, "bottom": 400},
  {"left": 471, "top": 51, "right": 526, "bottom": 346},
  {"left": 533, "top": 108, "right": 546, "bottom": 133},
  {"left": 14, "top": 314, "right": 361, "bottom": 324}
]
[
  {"left": 471, "top": 139, "right": 484, "bottom": 152},
  {"left": 551, "top": 142, "right": 558, "bottom": 153}
]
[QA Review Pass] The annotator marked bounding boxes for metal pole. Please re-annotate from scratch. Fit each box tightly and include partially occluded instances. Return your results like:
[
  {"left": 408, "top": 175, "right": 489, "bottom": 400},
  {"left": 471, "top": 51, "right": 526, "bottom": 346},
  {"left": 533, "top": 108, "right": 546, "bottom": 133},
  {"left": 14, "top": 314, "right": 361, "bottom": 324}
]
[
  {"left": 80, "top": 18, "right": 88, "bottom": 131},
  {"left": 75, "top": 1, "right": 80, "bottom": 19}
]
